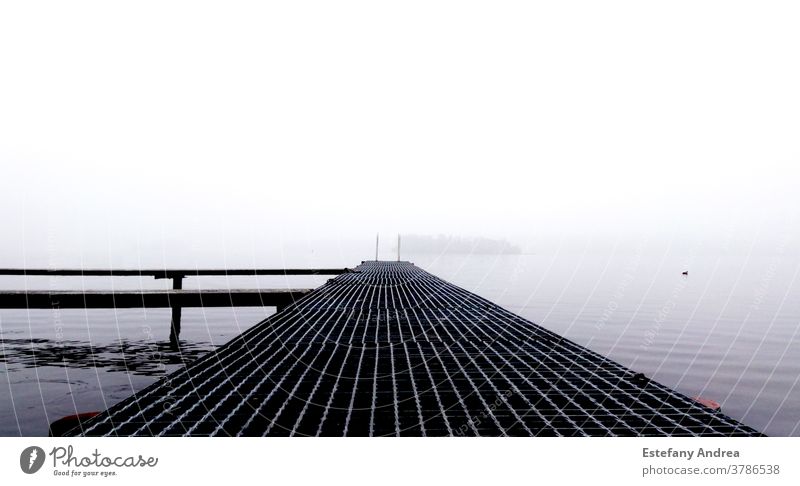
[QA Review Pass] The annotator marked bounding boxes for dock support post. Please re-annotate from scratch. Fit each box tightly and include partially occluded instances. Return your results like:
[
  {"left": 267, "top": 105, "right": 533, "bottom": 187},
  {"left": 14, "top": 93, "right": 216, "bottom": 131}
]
[{"left": 168, "top": 274, "right": 184, "bottom": 349}]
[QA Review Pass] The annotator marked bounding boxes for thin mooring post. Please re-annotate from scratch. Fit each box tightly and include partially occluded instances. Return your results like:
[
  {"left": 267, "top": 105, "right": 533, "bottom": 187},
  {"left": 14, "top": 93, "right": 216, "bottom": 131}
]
[{"left": 169, "top": 274, "right": 184, "bottom": 349}]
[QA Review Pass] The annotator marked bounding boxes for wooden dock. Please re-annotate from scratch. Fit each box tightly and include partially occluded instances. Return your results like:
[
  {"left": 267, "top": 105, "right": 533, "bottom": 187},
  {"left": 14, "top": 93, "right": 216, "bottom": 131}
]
[
  {"left": 0, "top": 267, "right": 345, "bottom": 348},
  {"left": 0, "top": 289, "right": 311, "bottom": 309},
  {"left": 62, "top": 261, "right": 761, "bottom": 436}
]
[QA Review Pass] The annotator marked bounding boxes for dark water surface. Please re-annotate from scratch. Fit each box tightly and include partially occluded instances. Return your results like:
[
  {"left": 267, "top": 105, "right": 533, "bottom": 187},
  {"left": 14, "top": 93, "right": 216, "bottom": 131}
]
[
  {"left": 1, "top": 255, "right": 798, "bottom": 436},
  {"left": 418, "top": 253, "right": 800, "bottom": 437}
]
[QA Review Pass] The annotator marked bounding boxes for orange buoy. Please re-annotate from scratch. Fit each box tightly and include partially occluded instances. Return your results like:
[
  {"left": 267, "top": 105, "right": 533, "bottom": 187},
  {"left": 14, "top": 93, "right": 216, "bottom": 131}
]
[
  {"left": 48, "top": 412, "right": 100, "bottom": 437},
  {"left": 692, "top": 396, "right": 721, "bottom": 412}
]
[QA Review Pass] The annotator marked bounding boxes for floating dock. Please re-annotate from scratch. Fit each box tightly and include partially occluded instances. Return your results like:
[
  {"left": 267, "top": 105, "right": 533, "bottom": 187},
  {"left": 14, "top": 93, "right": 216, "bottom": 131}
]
[
  {"left": 67, "top": 261, "right": 762, "bottom": 436},
  {"left": 0, "top": 289, "right": 311, "bottom": 309},
  {"left": 0, "top": 267, "right": 347, "bottom": 348}
]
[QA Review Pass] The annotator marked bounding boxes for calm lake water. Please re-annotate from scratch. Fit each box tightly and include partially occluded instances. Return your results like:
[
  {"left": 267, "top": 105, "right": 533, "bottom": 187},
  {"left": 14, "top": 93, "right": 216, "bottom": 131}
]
[{"left": 1, "top": 254, "right": 798, "bottom": 436}]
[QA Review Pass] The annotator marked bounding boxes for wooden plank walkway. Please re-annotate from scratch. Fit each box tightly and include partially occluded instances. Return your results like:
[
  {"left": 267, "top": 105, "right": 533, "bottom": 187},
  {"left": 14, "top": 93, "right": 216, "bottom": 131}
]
[{"left": 67, "top": 261, "right": 762, "bottom": 436}]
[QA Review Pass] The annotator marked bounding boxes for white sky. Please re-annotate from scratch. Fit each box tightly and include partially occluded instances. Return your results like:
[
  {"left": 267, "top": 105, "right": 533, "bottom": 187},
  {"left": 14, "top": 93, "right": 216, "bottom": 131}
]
[{"left": 1, "top": 1, "right": 798, "bottom": 266}]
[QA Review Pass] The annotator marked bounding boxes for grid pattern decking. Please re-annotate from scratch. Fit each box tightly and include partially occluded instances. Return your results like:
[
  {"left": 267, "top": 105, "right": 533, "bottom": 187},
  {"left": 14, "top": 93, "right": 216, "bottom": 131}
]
[{"left": 71, "top": 261, "right": 762, "bottom": 436}]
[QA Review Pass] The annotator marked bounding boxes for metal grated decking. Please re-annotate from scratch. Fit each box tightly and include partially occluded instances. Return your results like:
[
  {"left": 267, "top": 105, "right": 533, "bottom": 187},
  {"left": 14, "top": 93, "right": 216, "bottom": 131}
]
[{"left": 69, "top": 261, "right": 762, "bottom": 436}]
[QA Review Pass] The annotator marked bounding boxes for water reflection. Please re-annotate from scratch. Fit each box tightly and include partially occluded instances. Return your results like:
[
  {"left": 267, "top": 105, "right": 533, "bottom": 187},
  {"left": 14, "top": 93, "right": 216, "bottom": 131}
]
[{"left": 0, "top": 337, "right": 215, "bottom": 376}]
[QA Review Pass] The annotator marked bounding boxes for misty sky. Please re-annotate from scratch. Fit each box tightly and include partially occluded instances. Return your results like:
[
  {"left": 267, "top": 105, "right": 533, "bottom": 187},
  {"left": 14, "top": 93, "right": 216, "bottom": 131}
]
[{"left": 1, "top": 1, "right": 798, "bottom": 267}]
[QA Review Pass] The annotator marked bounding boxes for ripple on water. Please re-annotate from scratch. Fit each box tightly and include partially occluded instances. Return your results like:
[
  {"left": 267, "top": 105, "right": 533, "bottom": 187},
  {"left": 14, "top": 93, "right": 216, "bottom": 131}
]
[{"left": 0, "top": 337, "right": 217, "bottom": 376}]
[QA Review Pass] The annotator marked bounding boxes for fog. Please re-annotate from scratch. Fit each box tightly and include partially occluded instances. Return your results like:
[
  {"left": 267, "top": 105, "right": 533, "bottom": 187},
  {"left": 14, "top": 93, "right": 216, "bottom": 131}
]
[{"left": 1, "top": 1, "right": 798, "bottom": 268}]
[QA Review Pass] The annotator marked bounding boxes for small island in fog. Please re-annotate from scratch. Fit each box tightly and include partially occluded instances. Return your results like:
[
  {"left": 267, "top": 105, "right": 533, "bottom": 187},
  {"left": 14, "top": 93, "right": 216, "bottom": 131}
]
[{"left": 396, "top": 234, "right": 522, "bottom": 255}]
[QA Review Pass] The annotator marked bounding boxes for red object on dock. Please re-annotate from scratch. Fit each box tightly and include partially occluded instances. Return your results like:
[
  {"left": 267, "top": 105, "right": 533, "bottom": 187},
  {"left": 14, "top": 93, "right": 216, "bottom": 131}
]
[
  {"left": 48, "top": 412, "right": 100, "bottom": 437},
  {"left": 692, "top": 397, "right": 721, "bottom": 412}
]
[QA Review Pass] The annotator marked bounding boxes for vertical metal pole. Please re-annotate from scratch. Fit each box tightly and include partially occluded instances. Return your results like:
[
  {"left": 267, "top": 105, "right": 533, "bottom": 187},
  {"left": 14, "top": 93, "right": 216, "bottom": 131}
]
[
  {"left": 375, "top": 233, "right": 379, "bottom": 261},
  {"left": 397, "top": 234, "right": 401, "bottom": 261},
  {"left": 169, "top": 274, "right": 183, "bottom": 349}
]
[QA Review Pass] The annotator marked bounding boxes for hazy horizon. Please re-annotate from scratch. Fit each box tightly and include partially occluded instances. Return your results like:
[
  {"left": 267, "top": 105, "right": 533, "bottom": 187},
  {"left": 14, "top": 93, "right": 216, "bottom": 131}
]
[{"left": 1, "top": 1, "right": 798, "bottom": 266}]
